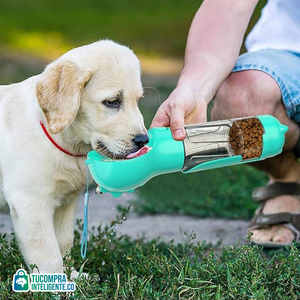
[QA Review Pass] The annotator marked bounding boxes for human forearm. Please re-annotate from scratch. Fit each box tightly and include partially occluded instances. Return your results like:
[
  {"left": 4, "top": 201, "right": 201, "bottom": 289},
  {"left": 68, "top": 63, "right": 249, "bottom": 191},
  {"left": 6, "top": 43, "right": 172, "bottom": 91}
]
[{"left": 178, "top": 0, "right": 259, "bottom": 102}]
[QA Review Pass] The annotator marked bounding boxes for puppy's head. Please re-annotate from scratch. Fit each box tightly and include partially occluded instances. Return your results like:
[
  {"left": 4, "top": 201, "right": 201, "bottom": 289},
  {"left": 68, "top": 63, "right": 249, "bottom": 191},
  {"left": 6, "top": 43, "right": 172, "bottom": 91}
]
[{"left": 36, "top": 40, "right": 148, "bottom": 158}]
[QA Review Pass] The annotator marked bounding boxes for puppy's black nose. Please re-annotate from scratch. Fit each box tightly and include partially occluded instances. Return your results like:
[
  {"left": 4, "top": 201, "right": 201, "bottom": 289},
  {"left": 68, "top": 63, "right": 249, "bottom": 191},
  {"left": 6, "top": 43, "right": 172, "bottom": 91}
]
[{"left": 132, "top": 134, "right": 149, "bottom": 148}]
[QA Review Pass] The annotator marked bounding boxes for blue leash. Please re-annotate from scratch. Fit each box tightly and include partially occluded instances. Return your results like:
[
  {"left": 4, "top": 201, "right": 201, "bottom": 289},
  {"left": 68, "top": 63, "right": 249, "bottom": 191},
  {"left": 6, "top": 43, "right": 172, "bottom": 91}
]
[{"left": 81, "top": 162, "right": 90, "bottom": 259}]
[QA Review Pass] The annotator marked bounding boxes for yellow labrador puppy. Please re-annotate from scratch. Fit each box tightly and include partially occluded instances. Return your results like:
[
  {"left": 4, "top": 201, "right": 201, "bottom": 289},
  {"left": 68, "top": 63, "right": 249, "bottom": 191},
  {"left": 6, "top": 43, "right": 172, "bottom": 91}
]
[{"left": 0, "top": 40, "right": 148, "bottom": 274}]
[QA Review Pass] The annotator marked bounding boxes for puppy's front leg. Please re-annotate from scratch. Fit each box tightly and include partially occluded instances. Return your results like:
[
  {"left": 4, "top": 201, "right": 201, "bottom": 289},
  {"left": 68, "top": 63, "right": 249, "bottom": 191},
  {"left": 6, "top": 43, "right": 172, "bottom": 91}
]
[
  {"left": 54, "top": 191, "right": 89, "bottom": 279},
  {"left": 54, "top": 191, "right": 81, "bottom": 256},
  {"left": 9, "top": 195, "right": 63, "bottom": 274}
]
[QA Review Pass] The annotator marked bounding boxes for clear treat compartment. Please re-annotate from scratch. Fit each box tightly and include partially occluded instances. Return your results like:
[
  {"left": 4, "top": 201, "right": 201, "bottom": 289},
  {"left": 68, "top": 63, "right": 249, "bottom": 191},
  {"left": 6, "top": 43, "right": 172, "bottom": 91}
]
[
  {"left": 229, "top": 117, "right": 263, "bottom": 160},
  {"left": 182, "top": 117, "right": 264, "bottom": 172}
]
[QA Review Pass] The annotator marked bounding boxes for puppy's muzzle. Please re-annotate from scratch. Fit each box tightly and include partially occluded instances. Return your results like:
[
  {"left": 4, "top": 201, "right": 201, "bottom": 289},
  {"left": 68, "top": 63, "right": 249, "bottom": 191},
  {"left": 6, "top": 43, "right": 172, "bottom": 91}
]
[{"left": 132, "top": 134, "right": 149, "bottom": 149}]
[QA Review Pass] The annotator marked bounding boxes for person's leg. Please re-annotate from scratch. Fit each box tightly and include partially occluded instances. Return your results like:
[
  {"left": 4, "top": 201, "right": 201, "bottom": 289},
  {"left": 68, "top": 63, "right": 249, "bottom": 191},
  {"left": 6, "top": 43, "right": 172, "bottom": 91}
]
[{"left": 211, "top": 70, "right": 300, "bottom": 244}]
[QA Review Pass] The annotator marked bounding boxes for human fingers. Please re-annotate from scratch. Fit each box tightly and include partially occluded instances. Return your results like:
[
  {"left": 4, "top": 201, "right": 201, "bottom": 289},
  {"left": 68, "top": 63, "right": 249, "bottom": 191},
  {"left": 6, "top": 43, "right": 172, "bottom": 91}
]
[
  {"left": 150, "top": 99, "right": 186, "bottom": 140},
  {"left": 168, "top": 101, "right": 187, "bottom": 140}
]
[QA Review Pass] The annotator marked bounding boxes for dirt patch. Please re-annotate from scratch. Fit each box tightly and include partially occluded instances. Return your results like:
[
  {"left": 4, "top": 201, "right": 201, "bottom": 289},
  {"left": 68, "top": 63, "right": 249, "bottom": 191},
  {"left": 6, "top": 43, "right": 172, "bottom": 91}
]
[{"left": 1, "top": 191, "right": 249, "bottom": 247}]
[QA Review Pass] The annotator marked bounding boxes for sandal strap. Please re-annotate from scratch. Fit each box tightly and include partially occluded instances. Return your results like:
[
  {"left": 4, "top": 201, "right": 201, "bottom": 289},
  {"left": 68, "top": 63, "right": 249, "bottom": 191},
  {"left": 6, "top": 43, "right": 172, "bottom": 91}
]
[
  {"left": 249, "top": 212, "right": 300, "bottom": 230},
  {"left": 284, "top": 223, "right": 300, "bottom": 241},
  {"left": 252, "top": 182, "right": 300, "bottom": 202}
]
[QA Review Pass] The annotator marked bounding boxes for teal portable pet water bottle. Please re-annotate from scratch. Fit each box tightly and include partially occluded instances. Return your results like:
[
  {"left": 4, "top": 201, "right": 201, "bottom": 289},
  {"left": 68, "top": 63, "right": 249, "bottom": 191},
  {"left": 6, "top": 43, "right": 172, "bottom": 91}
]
[{"left": 86, "top": 115, "right": 288, "bottom": 197}]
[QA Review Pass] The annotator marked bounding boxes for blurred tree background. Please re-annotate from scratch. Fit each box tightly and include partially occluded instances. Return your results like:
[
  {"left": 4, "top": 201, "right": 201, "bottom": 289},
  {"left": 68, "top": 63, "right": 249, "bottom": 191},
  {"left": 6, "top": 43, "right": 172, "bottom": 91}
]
[{"left": 0, "top": 0, "right": 267, "bottom": 66}]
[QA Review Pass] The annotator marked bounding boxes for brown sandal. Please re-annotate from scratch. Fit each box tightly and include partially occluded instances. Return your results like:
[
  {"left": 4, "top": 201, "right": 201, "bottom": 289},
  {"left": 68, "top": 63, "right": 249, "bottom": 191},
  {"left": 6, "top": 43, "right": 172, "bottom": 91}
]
[{"left": 249, "top": 182, "right": 300, "bottom": 248}]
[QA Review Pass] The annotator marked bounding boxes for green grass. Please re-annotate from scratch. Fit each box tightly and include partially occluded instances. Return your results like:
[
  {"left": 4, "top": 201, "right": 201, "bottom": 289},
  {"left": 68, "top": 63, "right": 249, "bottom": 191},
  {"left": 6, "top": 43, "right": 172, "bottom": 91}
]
[{"left": 1, "top": 213, "right": 300, "bottom": 300}]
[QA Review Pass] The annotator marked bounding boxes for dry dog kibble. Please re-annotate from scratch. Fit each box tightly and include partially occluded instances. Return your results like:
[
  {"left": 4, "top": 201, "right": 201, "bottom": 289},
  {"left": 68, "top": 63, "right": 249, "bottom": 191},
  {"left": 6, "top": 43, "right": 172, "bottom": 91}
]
[{"left": 229, "top": 117, "right": 263, "bottom": 160}]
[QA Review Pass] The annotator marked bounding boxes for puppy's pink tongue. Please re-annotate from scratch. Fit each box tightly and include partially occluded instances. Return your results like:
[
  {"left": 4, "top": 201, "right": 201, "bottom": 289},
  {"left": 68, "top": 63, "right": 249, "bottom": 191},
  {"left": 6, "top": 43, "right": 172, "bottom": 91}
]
[{"left": 125, "top": 146, "right": 151, "bottom": 159}]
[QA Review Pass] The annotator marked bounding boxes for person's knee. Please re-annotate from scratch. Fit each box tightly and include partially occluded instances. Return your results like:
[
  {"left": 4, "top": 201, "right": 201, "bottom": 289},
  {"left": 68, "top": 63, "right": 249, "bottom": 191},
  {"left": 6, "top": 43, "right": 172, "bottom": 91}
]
[{"left": 211, "top": 70, "right": 281, "bottom": 121}]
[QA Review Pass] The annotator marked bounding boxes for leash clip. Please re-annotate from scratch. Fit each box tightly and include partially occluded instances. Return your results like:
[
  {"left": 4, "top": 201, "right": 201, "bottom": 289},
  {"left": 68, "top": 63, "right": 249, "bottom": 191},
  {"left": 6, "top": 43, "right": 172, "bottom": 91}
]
[{"left": 81, "top": 163, "right": 91, "bottom": 259}]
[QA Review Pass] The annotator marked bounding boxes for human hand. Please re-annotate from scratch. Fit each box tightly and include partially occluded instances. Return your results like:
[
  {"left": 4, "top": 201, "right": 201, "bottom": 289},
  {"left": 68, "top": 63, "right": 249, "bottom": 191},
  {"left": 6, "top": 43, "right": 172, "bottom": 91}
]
[{"left": 150, "top": 85, "right": 208, "bottom": 140}]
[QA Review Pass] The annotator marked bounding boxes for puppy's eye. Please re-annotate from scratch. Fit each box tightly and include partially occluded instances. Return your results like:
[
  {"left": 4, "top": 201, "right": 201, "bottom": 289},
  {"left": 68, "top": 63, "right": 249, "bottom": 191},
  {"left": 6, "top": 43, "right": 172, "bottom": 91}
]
[{"left": 102, "top": 99, "right": 121, "bottom": 109}]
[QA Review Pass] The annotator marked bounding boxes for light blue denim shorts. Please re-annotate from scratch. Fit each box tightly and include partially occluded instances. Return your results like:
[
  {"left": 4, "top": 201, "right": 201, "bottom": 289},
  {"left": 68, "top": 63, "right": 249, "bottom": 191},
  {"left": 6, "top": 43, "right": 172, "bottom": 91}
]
[{"left": 232, "top": 49, "right": 300, "bottom": 126}]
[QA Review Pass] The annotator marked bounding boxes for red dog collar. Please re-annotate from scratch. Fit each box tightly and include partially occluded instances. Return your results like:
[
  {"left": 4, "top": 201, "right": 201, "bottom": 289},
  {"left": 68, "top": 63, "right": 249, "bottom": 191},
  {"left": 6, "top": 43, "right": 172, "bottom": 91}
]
[{"left": 40, "top": 121, "right": 87, "bottom": 157}]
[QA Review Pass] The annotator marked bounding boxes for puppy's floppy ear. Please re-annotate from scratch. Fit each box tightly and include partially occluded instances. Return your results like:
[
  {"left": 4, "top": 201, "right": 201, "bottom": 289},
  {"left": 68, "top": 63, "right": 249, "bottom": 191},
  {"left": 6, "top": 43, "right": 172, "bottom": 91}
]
[{"left": 36, "top": 61, "right": 92, "bottom": 134}]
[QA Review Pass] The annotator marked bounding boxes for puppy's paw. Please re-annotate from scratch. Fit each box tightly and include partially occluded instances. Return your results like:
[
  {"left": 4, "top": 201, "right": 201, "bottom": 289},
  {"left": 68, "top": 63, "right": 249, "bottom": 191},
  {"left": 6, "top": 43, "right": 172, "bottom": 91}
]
[{"left": 70, "top": 268, "right": 89, "bottom": 280}]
